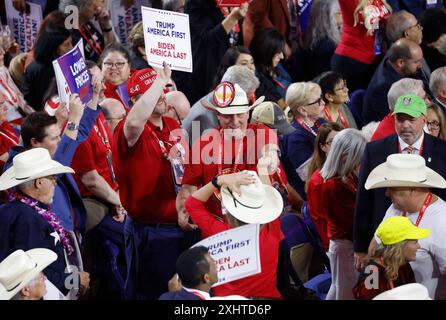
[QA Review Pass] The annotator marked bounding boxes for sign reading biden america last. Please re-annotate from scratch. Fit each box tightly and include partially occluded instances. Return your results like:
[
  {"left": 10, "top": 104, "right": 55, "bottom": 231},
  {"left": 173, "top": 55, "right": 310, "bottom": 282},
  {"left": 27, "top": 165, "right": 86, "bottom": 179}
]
[{"left": 142, "top": 7, "right": 193, "bottom": 73}]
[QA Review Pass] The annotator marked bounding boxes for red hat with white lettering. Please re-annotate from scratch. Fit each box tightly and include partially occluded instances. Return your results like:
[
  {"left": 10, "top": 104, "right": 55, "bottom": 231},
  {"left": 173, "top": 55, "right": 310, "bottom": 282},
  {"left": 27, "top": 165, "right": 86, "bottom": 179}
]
[{"left": 126, "top": 68, "right": 169, "bottom": 98}]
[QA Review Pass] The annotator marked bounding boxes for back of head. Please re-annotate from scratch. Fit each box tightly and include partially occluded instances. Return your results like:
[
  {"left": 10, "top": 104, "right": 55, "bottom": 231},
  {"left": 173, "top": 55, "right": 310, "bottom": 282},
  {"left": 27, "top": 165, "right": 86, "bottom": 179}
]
[
  {"left": 21, "top": 112, "right": 57, "bottom": 149},
  {"left": 387, "top": 38, "right": 417, "bottom": 63},
  {"left": 34, "top": 25, "right": 71, "bottom": 65},
  {"left": 429, "top": 66, "right": 446, "bottom": 96},
  {"left": 320, "top": 128, "right": 366, "bottom": 180},
  {"left": 176, "top": 246, "right": 210, "bottom": 289},
  {"left": 387, "top": 78, "right": 424, "bottom": 111},
  {"left": 221, "top": 65, "right": 259, "bottom": 95},
  {"left": 386, "top": 10, "right": 415, "bottom": 43},
  {"left": 420, "top": 8, "right": 446, "bottom": 44},
  {"left": 128, "top": 21, "right": 145, "bottom": 55},
  {"left": 213, "top": 46, "right": 252, "bottom": 87}
]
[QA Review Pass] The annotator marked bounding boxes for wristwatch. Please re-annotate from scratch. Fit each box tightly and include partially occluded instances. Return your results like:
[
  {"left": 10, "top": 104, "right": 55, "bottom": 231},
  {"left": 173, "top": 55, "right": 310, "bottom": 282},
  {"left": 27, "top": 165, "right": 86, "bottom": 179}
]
[
  {"left": 66, "top": 121, "right": 80, "bottom": 131},
  {"left": 211, "top": 175, "right": 220, "bottom": 188}
]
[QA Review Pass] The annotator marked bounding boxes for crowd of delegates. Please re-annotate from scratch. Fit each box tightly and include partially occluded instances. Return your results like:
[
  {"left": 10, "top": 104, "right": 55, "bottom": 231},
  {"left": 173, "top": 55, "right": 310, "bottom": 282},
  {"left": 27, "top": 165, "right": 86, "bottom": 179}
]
[{"left": 1, "top": 0, "right": 446, "bottom": 301}]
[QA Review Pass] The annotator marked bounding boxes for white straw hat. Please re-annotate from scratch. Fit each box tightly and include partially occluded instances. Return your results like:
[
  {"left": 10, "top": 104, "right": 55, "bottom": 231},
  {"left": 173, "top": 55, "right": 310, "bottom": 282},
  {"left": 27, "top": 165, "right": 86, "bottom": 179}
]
[
  {"left": 220, "top": 170, "right": 283, "bottom": 224},
  {"left": 365, "top": 154, "right": 446, "bottom": 190},
  {"left": 0, "top": 148, "right": 74, "bottom": 190},
  {"left": 0, "top": 249, "right": 57, "bottom": 300},
  {"left": 201, "top": 82, "right": 264, "bottom": 115}
]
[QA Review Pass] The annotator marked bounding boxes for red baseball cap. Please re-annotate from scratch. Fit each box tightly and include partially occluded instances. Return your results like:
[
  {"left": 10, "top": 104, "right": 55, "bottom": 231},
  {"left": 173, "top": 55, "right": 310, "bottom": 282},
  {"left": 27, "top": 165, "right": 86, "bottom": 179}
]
[{"left": 126, "top": 68, "right": 169, "bottom": 98}]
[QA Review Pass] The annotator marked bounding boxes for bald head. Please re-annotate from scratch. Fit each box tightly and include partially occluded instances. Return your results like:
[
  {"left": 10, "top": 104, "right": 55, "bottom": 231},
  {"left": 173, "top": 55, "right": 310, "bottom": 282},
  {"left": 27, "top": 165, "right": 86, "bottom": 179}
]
[
  {"left": 388, "top": 39, "right": 423, "bottom": 77},
  {"left": 100, "top": 98, "right": 126, "bottom": 132},
  {"left": 166, "top": 91, "right": 191, "bottom": 124},
  {"left": 386, "top": 10, "right": 422, "bottom": 44}
]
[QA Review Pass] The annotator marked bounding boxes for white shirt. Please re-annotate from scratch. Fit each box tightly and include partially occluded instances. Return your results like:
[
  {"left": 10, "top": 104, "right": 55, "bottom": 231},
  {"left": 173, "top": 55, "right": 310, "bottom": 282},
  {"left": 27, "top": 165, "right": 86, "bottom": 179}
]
[
  {"left": 398, "top": 132, "right": 424, "bottom": 155},
  {"left": 183, "top": 287, "right": 211, "bottom": 300},
  {"left": 381, "top": 197, "right": 446, "bottom": 299}
]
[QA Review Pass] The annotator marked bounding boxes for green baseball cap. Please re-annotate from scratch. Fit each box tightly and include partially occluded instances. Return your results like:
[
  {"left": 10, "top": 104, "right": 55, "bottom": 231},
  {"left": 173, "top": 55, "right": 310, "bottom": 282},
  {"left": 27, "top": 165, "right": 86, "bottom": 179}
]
[{"left": 392, "top": 94, "right": 427, "bottom": 118}]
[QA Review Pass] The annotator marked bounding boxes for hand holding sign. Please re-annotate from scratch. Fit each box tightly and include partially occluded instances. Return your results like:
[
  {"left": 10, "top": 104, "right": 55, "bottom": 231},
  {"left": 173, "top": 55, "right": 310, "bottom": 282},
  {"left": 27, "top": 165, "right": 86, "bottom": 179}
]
[
  {"left": 69, "top": 94, "right": 84, "bottom": 121},
  {"left": 228, "top": 2, "right": 250, "bottom": 20},
  {"left": 153, "top": 62, "right": 172, "bottom": 86}
]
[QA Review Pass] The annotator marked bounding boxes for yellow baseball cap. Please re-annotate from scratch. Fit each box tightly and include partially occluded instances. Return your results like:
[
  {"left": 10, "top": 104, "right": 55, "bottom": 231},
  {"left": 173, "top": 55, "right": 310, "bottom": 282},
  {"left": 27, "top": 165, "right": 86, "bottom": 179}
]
[{"left": 376, "top": 216, "right": 431, "bottom": 245}]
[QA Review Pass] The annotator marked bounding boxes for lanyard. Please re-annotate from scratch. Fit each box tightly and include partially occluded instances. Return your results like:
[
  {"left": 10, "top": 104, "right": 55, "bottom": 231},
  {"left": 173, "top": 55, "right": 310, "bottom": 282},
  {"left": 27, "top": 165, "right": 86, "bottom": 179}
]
[
  {"left": 147, "top": 125, "right": 172, "bottom": 159},
  {"left": 94, "top": 120, "right": 111, "bottom": 150},
  {"left": 273, "top": 77, "right": 288, "bottom": 91},
  {"left": 402, "top": 192, "right": 432, "bottom": 226},
  {"left": 295, "top": 117, "right": 318, "bottom": 136},
  {"left": 378, "top": 257, "right": 395, "bottom": 290},
  {"left": 217, "top": 129, "right": 244, "bottom": 175},
  {"left": 323, "top": 107, "right": 349, "bottom": 128},
  {"left": 77, "top": 25, "right": 103, "bottom": 57}
]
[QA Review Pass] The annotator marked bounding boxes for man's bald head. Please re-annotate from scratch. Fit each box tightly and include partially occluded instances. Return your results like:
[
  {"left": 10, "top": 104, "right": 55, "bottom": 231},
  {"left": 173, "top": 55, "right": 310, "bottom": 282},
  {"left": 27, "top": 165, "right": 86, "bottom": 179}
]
[{"left": 388, "top": 38, "right": 423, "bottom": 77}]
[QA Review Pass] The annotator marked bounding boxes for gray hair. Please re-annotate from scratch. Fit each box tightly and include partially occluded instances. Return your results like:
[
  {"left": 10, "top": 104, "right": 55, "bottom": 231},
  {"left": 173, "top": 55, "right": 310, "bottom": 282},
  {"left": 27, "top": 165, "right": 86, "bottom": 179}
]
[
  {"left": 10, "top": 273, "right": 42, "bottom": 300},
  {"left": 221, "top": 65, "right": 260, "bottom": 94},
  {"left": 430, "top": 67, "right": 446, "bottom": 96},
  {"left": 386, "top": 10, "right": 416, "bottom": 43},
  {"left": 320, "top": 129, "right": 366, "bottom": 181},
  {"left": 17, "top": 179, "right": 36, "bottom": 193},
  {"left": 387, "top": 78, "right": 424, "bottom": 111},
  {"left": 58, "top": 0, "right": 87, "bottom": 12},
  {"left": 304, "top": 0, "right": 341, "bottom": 50},
  {"left": 162, "top": 0, "right": 183, "bottom": 11}
]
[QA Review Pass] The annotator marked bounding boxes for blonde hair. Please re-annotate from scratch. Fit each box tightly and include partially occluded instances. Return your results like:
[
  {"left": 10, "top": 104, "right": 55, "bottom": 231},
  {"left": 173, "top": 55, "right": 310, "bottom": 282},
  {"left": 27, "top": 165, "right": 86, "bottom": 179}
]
[
  {"left": 371, "top": 241, "right": 409, "bottom": 281},
  {"left": 286, "top": 82, "right": 321, "bottom": 118},
  {"left": 353, "top": 0, "right": 393, "bottom": 34}
]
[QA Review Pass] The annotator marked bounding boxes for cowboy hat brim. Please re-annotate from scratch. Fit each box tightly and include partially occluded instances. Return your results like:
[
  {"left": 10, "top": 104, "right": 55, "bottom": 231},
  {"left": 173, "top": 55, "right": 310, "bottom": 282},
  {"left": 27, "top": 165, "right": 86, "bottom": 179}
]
[
  {"left": 0, "top": 248, "right": 57, "bottom": 300},
  {"left": 0, "top": 161, "right": 74, "bottom": 191},
  {"left": 365, "top": 161, "right": 446, "bottom": 190},
  {"left": 201, "top": 96, "right": 265, "bottom": 115},
  {"left": 220, "top": 184, "right": 283, "bottom": 224}
]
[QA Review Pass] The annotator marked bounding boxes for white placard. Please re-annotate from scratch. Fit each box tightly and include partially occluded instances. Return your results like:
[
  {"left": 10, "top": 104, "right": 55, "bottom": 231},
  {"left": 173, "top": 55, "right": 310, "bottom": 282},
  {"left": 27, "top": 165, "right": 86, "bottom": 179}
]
[
  {"left": 109, "top": 0, "right": 152, "bottom": 47},
  {"left": 141, "top": 6, "right": 193, "bottom": 73},
  {"left": 5, "top": 0, "right": 42, "bottom": 52},
  {"left": 193, "top": 224, "right": 261, "bottom": 286}
]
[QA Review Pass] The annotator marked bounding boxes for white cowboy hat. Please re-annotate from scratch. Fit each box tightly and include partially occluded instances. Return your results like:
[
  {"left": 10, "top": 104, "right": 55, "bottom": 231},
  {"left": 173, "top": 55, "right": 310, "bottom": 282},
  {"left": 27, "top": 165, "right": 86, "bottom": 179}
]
[
  {"left": 0, "top": 249, "right": 57, "bottom": 300},
  {"left": 365, "top": 154, "right": 446, "bottom": 190},
  {"left": 0, "top": 148, "right": 75, "bottom": 190},
  {"left": 201, "top": 82, "right": 264, "bottom": 115},
  {"left": 373, "top": 283, "right": 432, "bottom": 300},
  {"left": 220, "top": 170, "right": 283, "bottom": 224}
]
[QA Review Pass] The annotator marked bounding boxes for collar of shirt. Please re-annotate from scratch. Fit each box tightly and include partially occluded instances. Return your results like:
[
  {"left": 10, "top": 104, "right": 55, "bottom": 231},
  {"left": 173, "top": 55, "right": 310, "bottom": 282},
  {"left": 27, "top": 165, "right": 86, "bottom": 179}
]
[
  {"left": 398, "top": 132, "right": 424, "bottom": 154},
  {"left": 182, "top": 287, "right": 211, "bottom": 300},
  {"left": 436, "top": 98, "right": 446, "bottom": 110}
]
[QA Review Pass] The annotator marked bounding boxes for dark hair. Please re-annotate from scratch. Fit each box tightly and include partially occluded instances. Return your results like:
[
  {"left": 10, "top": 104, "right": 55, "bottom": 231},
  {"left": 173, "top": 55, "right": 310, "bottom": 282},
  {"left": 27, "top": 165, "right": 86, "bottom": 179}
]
[
  {"left": 21, "top": 112, "right": 58, "bottom": 149},
  {"left": 85, "top": 60, "right": 98, "bottom": 69},
  {"left": 176, "top": 246, "right": 210, "bottom": 288},
  {"left": 305, "top": 122, "right": 344, "bottom": 191},
  {"left": 317, "top": 71, "right": 345, "bottom": 103},
  {"left": 42, "top": 78, "right": 59, "bottom": 106},
  {"left": 34, "top": 11, "right": 67, "bottom": 48},
  {"left": 34, "top": 25, "right": 71, "bottom": 66},
  {"left": 212, "top": 46, "right": 252, "bottom": 87},
  {"left": 387, "top": 40, "right": 414, "bottom": 63},
  {"left": 99, "top": 43, "right": 131, "bottom": 67},
  {"left": 249, "top": 28, "right": 285, "bottom": 77}
]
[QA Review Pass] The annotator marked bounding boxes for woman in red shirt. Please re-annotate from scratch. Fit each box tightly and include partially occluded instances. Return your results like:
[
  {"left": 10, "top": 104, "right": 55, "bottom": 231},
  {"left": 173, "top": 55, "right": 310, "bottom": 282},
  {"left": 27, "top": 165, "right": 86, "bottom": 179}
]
[
  {"left": 0, "top": 94, "right": 19, "bottom": 172},
  {"left": 185, "top": 166, "right": 284, "bottom": 299},
  {"left": 320, "top": 128, "right": 366, "bottom": 300},
  {"left": 332, "top": 0, "right": 391, "bottom": 91},
  {"left": 306, "top": 122, "right": 343, "bottom": 251}
]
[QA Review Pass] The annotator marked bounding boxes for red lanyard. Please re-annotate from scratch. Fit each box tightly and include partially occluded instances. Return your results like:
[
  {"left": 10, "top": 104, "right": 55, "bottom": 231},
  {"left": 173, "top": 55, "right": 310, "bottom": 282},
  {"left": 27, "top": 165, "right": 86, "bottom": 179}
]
[
  {"left": 273, "top": 77, "right": 288, "bottom": 91},
  {"left": 378, "top": 257, "right": 395, "bottom": 290},
  {"left": 217, "top": 129, "right": 244, "bottom": 175},
  {"left": 94, "top": 120, "right": 111, "bottom": 151},
  {"left": 403, "top": 192, "right": 432, "bottom": 226},
  {"left": 146, "top": 122, "right": 175, "bottom": 159},
  {"left": 323, "top": 107, "right": 349, "bottom": 128},
  {"left": 295, "top": 117, "right": 318, "bottom": 136},
  {"left": 77, "top": 25, "right": 103, "bottom": 57},
  {"left": 397, "top": 138, "right": 424, "bottom": 155}
]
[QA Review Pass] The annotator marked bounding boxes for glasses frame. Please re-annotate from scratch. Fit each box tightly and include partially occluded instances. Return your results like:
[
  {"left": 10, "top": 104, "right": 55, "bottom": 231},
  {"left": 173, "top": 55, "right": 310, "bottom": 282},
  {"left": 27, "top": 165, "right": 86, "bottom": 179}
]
[{"left": 103, "top": 61, "right": 128, "bottom": 69}]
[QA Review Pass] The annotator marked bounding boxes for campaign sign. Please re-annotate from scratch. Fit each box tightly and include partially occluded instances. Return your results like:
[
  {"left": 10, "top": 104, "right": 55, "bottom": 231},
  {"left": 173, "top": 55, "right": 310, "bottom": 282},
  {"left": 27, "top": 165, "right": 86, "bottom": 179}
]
[
  {"left": 217, "top": 0, "right": 246, "bottom": 7},
  {"left": 109, "top": 0, "right": 152, "bottom": 47},
  {"left": 193, "top": 224, "right": 261, "bottom": 286},
  {"left": 141, "top": 6, "right": 193, "bottom": 73},
  {"left": 53, "top": 40, "right": 93, "bottom": 106},
  {"left": 5, "top": 0, "right": 42, "bottom": 52}
]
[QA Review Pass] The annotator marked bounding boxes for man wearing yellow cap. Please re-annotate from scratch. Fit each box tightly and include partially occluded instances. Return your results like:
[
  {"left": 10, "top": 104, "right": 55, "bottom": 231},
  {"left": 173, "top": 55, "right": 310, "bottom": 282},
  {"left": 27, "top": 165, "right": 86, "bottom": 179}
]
[{"left": 365, "top": 153, "right": 446, "bottom": 299}]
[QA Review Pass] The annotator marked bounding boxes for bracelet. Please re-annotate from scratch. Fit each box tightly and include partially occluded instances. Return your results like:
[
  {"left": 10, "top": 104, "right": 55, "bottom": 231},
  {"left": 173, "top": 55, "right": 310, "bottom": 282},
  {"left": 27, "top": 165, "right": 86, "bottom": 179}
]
[{"left": 211, "top": 176, "right": 220, "bottom": 189}]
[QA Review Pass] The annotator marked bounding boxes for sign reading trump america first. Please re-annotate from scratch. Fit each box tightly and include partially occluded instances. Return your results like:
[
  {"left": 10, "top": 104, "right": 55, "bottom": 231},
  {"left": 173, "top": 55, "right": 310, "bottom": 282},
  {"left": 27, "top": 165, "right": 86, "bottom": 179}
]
[
  {"left": 193, "top": 224, "right": 261, "bottom": 286},
  {"left": 53, "top": 40, "right": 93, "bottom": 106},
  {"left": 141, "top": 6, "right": 193, "bottom": 72}
]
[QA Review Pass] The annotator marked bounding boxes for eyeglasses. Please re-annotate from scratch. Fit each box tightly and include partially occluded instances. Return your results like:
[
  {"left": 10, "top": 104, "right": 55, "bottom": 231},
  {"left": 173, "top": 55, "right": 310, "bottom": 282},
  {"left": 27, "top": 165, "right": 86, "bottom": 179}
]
[
  {"left": 306, "top": 97, "right": 324, "bottom": 107},
  {"left": 427, "top": 120, "right": 440, "bottom": 129},
  {"left": 103, "top": 61, "right": 127, "bottom": 69},
  {"left": 334, "top": 81, "right": 348, "bottom": 92},
  {"left": 167, "top": 104, "right": 182, "bottom": 125},
  {"left": 404, "top": 22, "right": 422, "bottom": 34}
]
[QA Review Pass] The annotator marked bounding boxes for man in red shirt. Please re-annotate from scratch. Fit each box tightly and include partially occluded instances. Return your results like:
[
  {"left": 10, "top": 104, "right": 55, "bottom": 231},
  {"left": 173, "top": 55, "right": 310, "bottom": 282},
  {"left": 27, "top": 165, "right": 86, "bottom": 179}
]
[
  {"left": 371, "top": 78, "right": 427, "bottom": 141},
  {"left": 112, "top": 64, "right": 194, "bottom": 300},
  {"left": 177, "top": 81, "right": 278, "bottom": 230}
]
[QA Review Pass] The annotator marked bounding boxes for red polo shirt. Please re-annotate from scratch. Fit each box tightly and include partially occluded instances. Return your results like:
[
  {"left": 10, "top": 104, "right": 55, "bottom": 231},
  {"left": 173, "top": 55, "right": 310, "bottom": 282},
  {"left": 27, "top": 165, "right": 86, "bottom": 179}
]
[
  {"left": 307, "top": 169, "right": 329, "bottom": 251},
  {"left": 71, "top": 113, "right": 118, "bottom": 198},
  {"left": 185, "top": 196, "right": 283, "bottom": 299},
  {"left": 182, "top": 123, "right": 277, "bottom": 219},
  {"left": 112, "top": 115, "right": 186, "bottom": 224}
]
